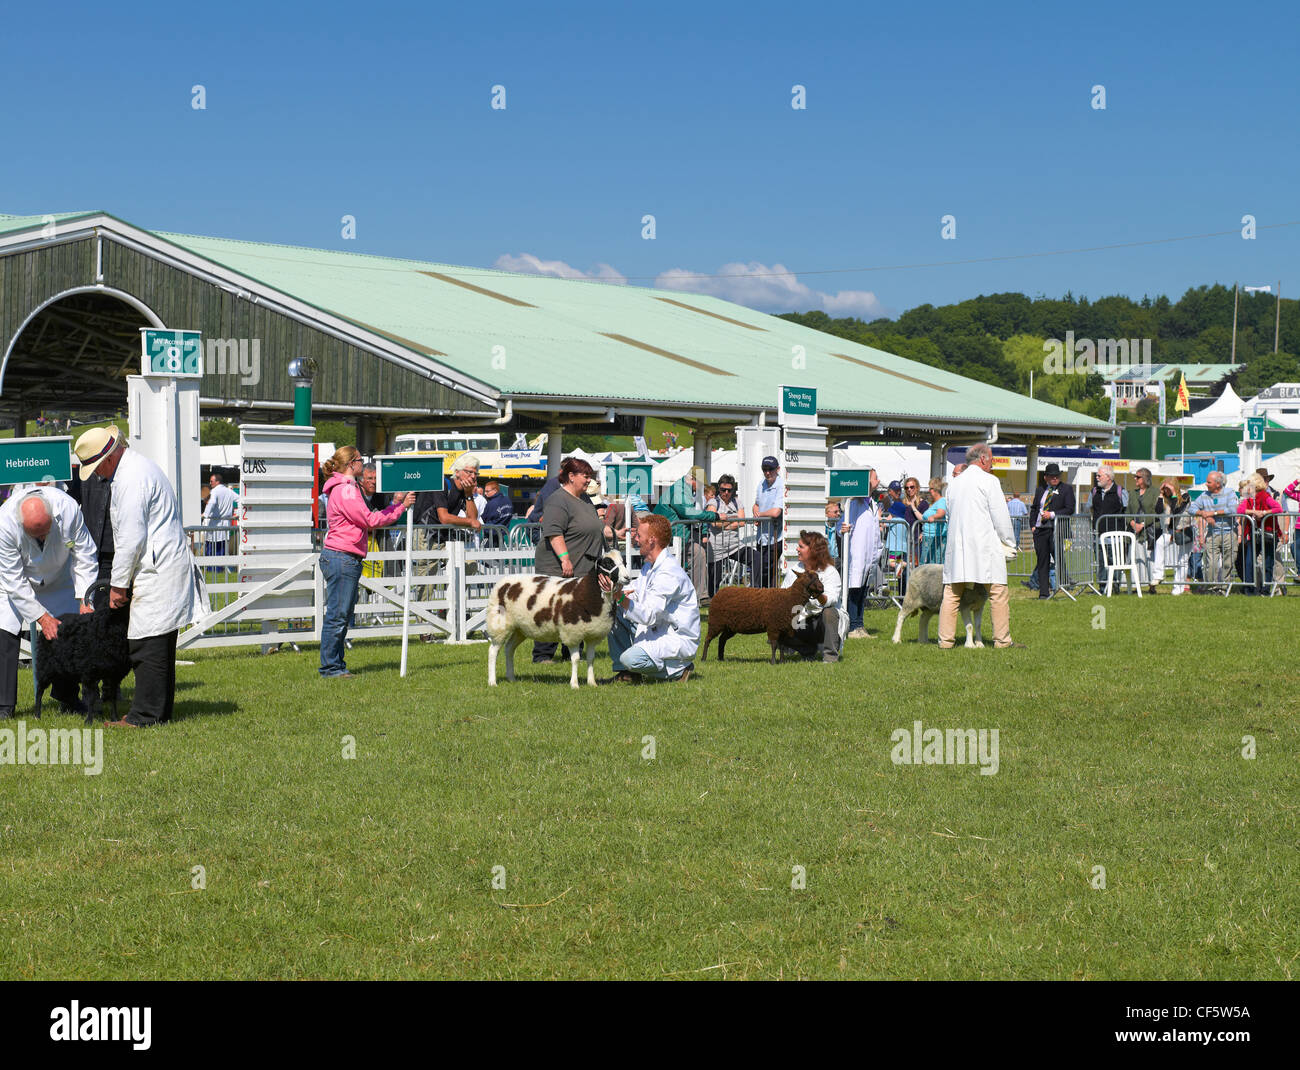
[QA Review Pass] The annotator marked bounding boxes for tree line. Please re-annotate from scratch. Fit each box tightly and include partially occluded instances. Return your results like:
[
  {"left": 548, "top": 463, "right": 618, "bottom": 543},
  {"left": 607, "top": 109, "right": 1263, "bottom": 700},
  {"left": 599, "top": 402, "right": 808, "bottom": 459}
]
[{"left": 782, "top": 285, "right": 1300, "bottom": 420}]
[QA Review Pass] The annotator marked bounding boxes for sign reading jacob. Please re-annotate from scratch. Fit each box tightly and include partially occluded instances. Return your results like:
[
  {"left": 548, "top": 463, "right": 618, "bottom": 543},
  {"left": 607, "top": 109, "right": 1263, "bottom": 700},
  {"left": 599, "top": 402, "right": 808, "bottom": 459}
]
[{"left": 140, "top": 329, "right": 203, "bottom": 377}]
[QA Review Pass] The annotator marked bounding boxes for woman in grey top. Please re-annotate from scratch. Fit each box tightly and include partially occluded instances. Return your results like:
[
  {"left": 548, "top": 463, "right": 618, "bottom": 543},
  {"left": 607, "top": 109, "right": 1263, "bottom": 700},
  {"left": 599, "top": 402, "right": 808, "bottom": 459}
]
[
  {"left": 704, "top": 473, "right": 745, "bottom": 595},
  {"left": 532, "top": 456, "right": 604, "bottom": 661}
]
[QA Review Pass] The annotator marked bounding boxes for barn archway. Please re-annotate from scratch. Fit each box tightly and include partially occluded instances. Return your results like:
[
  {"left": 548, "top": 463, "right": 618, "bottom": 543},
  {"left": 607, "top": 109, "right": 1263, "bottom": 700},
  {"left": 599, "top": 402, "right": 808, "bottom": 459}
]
[{"left": 0, "top": 287, "right": 162, "bottom": 433}]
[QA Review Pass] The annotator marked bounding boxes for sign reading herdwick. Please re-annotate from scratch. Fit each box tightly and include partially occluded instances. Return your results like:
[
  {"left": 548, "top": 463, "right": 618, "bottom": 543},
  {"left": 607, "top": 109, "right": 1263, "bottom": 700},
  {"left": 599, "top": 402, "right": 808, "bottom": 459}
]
[
  {"left": 828, "top": 468, "right": 873, "bottom": 498},
  {"left": 0, "top": 436, "right": 73, "bottom": 486},
  {"left": 778, "top": 384, "right": 817, "bottom": 428}
]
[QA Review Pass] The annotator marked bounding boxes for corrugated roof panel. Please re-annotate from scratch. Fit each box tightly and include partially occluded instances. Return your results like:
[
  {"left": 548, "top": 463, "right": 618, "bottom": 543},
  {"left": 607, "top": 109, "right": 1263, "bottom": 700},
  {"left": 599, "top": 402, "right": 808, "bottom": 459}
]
[{"left": 137, "top": 228, "right": 1109, "bottom": 429}]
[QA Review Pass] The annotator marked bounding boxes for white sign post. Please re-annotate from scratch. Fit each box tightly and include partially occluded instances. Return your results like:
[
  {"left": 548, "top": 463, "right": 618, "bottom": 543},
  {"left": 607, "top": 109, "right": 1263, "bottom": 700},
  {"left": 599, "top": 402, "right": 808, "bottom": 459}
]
[
  {"left": 604, "top": 460, "right": 654, "bottom": 563},
  {"left": 779, "top": 386, "right": 827, "bottom": 577},
  {"left": 376, "top": 454, "right": 445, "bottom": 677},
  {"left": 828, "top": 469, "right": 873, "bottom": 614}
]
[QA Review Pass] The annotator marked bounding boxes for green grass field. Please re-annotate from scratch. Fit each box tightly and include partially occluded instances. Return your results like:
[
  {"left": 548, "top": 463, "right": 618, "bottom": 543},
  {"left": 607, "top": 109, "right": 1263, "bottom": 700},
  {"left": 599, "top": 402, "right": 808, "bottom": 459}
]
[{"left": 2, "top": 590, "right": 1296, "bottom": 980}]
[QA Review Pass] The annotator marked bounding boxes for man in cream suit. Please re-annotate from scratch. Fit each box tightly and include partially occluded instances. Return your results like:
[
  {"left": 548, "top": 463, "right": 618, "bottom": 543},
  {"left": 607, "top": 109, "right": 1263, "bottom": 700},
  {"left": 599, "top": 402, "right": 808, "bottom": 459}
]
[{"left": 939, "top": 443, "right": 1023, "bottom": 649}]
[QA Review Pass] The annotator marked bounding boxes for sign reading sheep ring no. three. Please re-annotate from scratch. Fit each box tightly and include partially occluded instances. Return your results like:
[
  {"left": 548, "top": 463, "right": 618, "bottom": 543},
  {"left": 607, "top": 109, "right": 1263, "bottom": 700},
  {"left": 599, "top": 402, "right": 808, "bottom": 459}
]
[
  {"left": 375, "top": 454, "right": 445, "bottom": 679},
  {"left": 0, "top": 436, "right": 73, "bottom": 487}
]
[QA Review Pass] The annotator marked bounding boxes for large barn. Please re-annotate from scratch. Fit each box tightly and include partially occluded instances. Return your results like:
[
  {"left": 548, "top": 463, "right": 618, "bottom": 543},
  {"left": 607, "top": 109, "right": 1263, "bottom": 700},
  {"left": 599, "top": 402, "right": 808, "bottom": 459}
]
[{"left": 1, "top": 211, "right": 1112, "bottom": 465}]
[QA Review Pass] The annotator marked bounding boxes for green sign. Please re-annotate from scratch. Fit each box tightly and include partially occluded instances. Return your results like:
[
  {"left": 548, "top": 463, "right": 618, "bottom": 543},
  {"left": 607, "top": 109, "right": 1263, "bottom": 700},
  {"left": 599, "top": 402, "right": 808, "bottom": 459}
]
[
  {"left": 828, "top": 468, "right": 873, "bottom": 498},
  {"left": 604, "top": 462, "right": 654, "bottom": 499},
  {"left": 375, "top": 454, "right": 445, "bottom": 493},
  {"left": 141, "top": 329, "right": 203, "bottom": 377},
  {"left": 1245, "top": 417, "right": 1266, "bottom": 443},
  {"left": 0, "top": 436, "right": 73, "bottom": 486},
  {"left": 781, "top": 386, "right": 817, "bottom": 416}
]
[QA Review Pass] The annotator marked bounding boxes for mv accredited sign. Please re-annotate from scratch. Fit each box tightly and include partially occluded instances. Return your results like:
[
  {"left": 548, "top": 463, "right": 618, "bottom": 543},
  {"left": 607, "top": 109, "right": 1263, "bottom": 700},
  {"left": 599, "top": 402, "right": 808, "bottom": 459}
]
[
  {"left": 0, "top": 436, "right": 73, "bottom": 486},
  {"left": 140, "top": 329, "right": 203, "bottom": 377},
  {"left": 376, "top": 454, "right": 445, "bottom": 494}
]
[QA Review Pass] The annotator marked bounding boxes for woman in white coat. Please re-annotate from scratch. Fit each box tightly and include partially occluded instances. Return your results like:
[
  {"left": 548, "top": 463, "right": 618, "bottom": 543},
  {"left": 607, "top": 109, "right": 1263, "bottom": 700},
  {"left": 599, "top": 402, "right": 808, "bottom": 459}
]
[
  {"left": 0, "top": 486, "right": 99, "bottom": 717},
  {"left": 840, "top": 493, "right": 882, "bottom": 638},
  {"left": 74, "top": 427, "right": 207, "bottom": 727}
]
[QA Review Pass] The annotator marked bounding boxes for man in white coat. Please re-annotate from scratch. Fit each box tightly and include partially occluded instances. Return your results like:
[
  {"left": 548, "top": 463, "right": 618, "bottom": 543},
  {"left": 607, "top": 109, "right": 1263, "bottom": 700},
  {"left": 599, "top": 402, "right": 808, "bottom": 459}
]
[
  {"left": 840, "top": 490, "right": 883, "bottom": 639},
  {"left": 599, "top": 512, "right": 699, "bottom": 683},
  {"left": 0, "top": 487, "right": 99, "bottom": 718},
  {"left": 202, "top": 472, "right": 237, "bottom": 558},
  {"left": 73, "top": 427, "right": 207, "bottom": 727},
  {"left": 939, "top": 443, "right": 1023, "bottom": 649}
]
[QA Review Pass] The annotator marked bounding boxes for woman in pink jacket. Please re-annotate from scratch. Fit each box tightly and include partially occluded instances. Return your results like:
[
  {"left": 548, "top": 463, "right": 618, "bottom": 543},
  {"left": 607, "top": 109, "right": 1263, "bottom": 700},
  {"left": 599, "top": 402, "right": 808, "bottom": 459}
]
[
  {"left": 318, "top": 446, "right": 413, "bottom": 677},
  {"left": 1236, "top": 473, "right": 1282, "bottom": 594}
]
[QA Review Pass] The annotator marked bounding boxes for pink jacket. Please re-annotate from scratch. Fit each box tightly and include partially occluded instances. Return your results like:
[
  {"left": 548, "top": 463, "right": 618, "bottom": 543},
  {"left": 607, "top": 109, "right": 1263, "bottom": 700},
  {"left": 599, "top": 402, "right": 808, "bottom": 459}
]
[
  {"left": 322, "top": 472, "right": 407, "bottom": 556},
  {"left": 1285, "top": 480, "right": 1300, "bottom": 529}
]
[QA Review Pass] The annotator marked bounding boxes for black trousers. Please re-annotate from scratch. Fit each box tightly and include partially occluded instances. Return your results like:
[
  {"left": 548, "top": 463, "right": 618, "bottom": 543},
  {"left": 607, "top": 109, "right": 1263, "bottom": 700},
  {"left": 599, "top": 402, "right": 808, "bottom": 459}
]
[
  {"left": 1033, "top": 526, "right": 1056, "bottom": 595},
  {"left": 127, "top": 630, "right": 178, "bottom": 726},
  {"left": 2, "top": 626, "right": 80, "bottom": 714}
]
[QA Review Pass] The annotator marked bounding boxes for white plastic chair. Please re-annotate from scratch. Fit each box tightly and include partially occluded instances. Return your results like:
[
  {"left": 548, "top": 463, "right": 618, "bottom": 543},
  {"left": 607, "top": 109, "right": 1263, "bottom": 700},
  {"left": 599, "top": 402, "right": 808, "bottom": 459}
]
[{"left": 1099, "top": 530, "right": 1142, "bottom": 597}]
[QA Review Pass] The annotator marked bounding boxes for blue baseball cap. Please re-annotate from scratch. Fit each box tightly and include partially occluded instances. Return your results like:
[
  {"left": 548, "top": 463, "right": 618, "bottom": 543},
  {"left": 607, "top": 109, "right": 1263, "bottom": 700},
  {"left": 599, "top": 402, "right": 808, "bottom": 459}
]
[{"left": 761, "top": 455, "right": 779, "bottom": 470}]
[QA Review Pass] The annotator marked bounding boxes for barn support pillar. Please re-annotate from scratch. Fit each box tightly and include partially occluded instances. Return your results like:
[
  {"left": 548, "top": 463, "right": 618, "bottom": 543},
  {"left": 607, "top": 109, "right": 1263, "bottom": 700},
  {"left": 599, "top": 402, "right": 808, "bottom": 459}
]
[
  {"left": 930, "top": 440, "right": 947, "bottom": 480},
  {"left": 694, "top": 433, "right": 711, "bottom": 481},
  {"left": 355, "top": 416, "right": 378, "bottom": 456},
  {"left": 1025, "top": 443, "right": 1040, "bottom": 498},
  {"left": 546, "top": 425, "right": 563, "bottom": 475}
]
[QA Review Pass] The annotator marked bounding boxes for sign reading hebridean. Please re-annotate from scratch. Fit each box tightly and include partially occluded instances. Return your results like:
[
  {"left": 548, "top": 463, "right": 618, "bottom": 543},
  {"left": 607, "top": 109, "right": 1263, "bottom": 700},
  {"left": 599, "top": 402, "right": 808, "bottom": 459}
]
[
  {"left": 1245, "top": 416, "right": 1266, "bottom": 443},
  {"left": 0, "top": 436, "right": 73, "bottom": 486},
  {"left": 828, "top": 468, "right": 873, "bottom": 498},
  {"left": 140, "top": 329, "right": 203, "bottom": 377},
  {"left": 376, "top": 454, "right": 445, "bottom": 494}
]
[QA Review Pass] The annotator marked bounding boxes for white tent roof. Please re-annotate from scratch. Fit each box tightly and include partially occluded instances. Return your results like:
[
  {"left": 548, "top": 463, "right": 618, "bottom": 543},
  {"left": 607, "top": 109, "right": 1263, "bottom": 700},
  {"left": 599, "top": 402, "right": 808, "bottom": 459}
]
[{"left": 1171, "top": 383, "right": 1243, "bottom": 426}]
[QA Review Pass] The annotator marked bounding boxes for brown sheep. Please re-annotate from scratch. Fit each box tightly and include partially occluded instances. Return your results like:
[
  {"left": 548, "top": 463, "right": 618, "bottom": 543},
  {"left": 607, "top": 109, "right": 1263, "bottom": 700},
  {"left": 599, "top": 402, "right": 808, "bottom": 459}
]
[{"left": 701, "top": 572, "right": 826, "bottom": 664}]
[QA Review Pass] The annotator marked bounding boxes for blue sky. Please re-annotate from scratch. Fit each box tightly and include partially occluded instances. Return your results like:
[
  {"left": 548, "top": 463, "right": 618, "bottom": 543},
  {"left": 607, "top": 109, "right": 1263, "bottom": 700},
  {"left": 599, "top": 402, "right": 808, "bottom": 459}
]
[{"left": 3, "top": 0, "right": 1296, "bottom": 319}]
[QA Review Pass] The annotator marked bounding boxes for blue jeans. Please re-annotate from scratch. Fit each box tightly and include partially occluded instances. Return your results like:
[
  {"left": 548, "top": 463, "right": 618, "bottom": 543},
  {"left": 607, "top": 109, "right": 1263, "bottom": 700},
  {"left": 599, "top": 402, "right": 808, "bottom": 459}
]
[
  {"left": 847, "top": 585, "right": 866, "bottom": 630},
  {"left": 320, "top": 548, "right": 363, "bottom": 676},
  {"left": 608, "top": 614, "right": 679, "bottom": 680}
]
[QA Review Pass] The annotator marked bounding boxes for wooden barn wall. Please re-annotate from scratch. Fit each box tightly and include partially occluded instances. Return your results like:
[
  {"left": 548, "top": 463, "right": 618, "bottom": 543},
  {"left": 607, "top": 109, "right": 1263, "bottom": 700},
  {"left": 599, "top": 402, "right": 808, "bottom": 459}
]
[{"left": 1, "top": 238, "right": 494, "bottom": 416}]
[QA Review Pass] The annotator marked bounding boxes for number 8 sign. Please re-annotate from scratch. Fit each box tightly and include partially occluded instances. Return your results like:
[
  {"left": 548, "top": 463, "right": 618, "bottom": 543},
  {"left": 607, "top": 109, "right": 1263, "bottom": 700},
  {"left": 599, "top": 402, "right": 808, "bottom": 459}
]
[{"left": 141, "top": 329, "right": 203, "bottom": 378}]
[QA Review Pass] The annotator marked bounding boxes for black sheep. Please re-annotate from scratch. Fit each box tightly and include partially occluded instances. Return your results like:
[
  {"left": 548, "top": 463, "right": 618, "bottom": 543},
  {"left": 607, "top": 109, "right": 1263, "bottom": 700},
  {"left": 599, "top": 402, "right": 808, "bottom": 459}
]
[{"left": 33, "top": 582, "right": 132, "bottom": 725}]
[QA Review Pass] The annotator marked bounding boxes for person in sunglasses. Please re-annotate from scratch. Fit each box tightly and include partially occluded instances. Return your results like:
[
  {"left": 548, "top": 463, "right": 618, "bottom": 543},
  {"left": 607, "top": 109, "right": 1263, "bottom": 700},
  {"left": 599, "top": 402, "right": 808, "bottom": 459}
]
[{"left": 704, "top": 474, "right": 745, "bottom": 596}]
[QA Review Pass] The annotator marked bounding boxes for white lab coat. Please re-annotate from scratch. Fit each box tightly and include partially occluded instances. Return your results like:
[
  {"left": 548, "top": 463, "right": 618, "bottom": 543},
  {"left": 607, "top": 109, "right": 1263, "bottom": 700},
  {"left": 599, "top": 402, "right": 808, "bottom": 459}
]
[
  {"left": 203, "top": 482, "right": 236, "bottom": 525},
  {"left": 942, "top": 465, "right": 1015, "bottom": 585},
  {"left": 621, "top": 549, "right": 700, "bottom": 674},
  {"left": 110, "top": 449, "right": 207, "bottom": 639},
  {"left": 842, "top": 496, "right": 881, "bottom": 590},
  {"left": 0, "top": 486, "right": 99, "bottom": 635}
]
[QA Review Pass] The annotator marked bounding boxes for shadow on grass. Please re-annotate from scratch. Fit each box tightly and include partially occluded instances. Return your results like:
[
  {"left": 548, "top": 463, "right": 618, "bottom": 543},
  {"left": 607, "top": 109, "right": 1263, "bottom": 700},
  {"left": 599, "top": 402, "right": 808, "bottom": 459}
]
[{"left": 170, "top": 700, "right": 239, "bottom": 722}]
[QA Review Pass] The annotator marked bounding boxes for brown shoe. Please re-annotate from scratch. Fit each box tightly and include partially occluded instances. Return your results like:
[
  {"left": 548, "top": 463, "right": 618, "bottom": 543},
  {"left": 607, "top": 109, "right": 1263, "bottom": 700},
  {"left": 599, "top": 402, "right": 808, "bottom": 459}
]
[
  {"left": 1147, "top": 585, "right": 1158, "bottom": 595},
  {"left": 103, "top": 717, "right": 139, "bottom": 728},
  {"left": 673, "top": 666, "right": 693, "bottom": 683},
  {"left": 610, "top": 671, "right": 641, "bottom": 684}
]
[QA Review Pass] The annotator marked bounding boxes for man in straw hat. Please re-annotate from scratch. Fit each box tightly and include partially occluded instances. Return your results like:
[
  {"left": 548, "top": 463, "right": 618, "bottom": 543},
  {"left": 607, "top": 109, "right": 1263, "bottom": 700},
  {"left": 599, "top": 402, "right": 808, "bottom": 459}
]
[{"left": 73, "top": 426, "right": 207, "bottom": 727}]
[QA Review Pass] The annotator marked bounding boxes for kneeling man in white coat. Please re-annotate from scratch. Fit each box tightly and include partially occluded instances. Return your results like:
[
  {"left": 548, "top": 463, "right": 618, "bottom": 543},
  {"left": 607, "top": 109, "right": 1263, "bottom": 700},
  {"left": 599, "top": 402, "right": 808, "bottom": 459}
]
[
  {"left": 940, "top": 442, "right": 1023, "bottom": 649},
  {"left": 599, "top": 512, "right": 699, "bottom": 683},
  {"left": 74, "top": 427, "right": 207, "bottom": 727},
  {"left": 0, "top": 487, "right": 100, "bottom": 718}
]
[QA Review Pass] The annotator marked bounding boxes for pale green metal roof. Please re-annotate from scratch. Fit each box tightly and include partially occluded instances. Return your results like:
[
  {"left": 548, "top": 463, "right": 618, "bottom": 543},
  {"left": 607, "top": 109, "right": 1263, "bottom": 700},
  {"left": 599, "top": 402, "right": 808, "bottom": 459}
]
[
  {"left": 2, "top": 210, "right": 1111, "bottom": 434},
  {"left": 0, "top": 211, "right": 98, "bottom": 236}
]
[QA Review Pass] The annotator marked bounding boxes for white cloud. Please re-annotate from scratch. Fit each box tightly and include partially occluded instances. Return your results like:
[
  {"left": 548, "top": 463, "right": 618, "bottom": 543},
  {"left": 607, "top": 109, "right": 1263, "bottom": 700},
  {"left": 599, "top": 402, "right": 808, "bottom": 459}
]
[
  {"left": 493, "top": 253, "right": 626, "bottom": 284},
  {"left": 493, "top": 253, "right": 888, "bottom": 319},
  {"left": 656, "top": 261, "right": 888, "bottom": 320}
]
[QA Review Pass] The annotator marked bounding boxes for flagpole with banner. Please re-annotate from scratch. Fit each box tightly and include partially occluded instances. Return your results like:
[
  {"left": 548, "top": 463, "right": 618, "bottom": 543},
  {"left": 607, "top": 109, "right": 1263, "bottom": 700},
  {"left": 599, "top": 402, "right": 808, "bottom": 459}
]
[{"left": 1175, "top": 372, "right": 1190, "bottom": 473}]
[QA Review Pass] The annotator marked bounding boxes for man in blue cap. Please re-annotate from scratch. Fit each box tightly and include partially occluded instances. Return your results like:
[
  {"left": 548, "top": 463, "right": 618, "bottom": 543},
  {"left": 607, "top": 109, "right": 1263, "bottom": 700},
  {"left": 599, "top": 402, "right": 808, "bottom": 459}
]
[{"left": 743, "top": 456, "right": 784, "bottom": 587}]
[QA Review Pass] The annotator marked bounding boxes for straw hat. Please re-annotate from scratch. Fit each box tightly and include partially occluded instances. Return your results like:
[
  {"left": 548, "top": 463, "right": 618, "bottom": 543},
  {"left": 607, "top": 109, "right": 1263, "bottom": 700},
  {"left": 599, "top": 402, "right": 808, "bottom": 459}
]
[{"left": 73, "top": 425, "right": 122, "bottom": 478}]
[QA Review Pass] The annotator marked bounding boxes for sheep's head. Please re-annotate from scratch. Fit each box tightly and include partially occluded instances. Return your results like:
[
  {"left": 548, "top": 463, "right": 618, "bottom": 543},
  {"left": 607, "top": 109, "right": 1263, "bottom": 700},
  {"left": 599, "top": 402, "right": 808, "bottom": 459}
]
[
  {"left": 796, "top": 572, "right": 827, "bottom": 606},
  {"left": 596, "top": 550, "right": 629, "bottom": 593}
]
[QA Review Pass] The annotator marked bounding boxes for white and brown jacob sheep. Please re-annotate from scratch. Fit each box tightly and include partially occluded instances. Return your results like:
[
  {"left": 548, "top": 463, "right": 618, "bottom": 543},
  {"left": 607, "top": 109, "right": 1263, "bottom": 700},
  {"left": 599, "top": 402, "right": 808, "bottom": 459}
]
[{"left": 486, "top": 551, "right": 630, "bottom": 688}]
